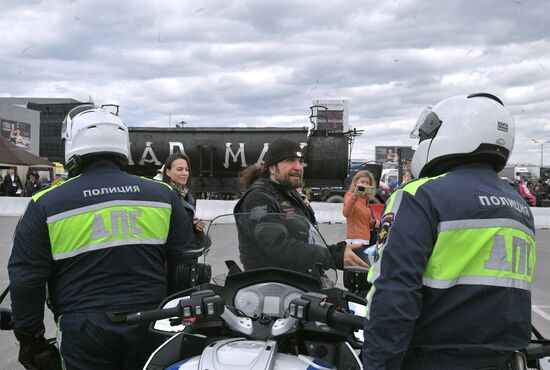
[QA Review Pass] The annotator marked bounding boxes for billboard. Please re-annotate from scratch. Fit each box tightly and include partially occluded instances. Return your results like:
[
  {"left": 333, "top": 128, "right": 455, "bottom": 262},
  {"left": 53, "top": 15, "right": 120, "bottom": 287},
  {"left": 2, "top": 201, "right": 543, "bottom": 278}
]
[
  {"left": 1, "top": 119, "right": 31, "bottom": 149},
  {"left": 375, "top": 146, "right": 415, "bottom": 184},
  {"left": 375, "top": 146, "right": 414, "bottom": 166}
]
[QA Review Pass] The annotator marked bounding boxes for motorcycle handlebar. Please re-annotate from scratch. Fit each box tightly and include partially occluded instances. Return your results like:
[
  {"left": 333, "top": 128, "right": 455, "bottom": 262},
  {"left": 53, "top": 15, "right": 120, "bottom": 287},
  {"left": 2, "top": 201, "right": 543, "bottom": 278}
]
[
  {"left": 127, "top": 306, "right": 181, "bottom": 324},
  {"left": 525, "top": 342, "right": 550, "bottom": 360},
  {"left": 124, "top": 290, "right": 224, "bottom": 324},
  {"left": 328, "top": 309, "right": 364, "bottom": 331},
  {"left": 290, "top": 292, "right": 365, "bottom": 331}
]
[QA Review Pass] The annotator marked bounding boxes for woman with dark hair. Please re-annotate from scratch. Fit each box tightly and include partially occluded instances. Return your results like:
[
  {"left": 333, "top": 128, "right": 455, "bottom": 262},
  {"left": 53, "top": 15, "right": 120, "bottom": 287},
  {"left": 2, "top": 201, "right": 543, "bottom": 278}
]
[
  {"left": 162, "top": 153, "right": 207, "bottom": 245},
  {"left": 162, "top": 153, "right": 211, "bottom": 292}
]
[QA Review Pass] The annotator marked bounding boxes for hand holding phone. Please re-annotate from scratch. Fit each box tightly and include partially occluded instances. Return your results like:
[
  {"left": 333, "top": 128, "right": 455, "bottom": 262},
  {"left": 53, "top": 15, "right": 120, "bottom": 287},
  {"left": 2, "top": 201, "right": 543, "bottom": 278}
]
[
  {"left": 354, "top": 185, "right": 365, "bottom": 196},
  {"left": 364, "top": 185, "right": 375, "bottom": 197},
  {"left": 355, "top": 185, "right": 375, "bottom": 197}
]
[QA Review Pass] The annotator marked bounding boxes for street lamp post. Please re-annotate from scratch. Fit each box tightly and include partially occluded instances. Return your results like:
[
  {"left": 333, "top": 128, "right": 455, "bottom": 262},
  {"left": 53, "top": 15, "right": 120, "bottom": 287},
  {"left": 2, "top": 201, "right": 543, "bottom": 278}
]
[{"left": 532, "top": 139, "right": 549, "bottom": 168}]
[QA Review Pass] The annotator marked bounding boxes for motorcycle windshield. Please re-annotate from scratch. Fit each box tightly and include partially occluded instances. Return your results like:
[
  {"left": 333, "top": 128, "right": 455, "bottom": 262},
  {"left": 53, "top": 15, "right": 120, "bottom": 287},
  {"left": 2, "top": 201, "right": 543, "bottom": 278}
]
[{"left": 202, "top": 212, "right": 337, "bottom": 288}]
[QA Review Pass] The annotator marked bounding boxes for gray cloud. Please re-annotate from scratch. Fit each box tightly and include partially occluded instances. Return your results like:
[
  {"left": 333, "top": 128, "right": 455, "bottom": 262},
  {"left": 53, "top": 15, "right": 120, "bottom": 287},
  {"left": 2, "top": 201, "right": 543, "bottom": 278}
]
[{"left": 1, "top": 0, "right": 550, "bottom": 165}]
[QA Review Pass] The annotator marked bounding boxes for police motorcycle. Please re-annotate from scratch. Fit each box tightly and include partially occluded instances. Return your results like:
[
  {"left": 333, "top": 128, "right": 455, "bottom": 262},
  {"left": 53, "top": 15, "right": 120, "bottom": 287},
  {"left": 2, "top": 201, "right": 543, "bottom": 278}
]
[
  {"left": 120, "top": 212, "right": 368, "bottom": 370},
  {"left": 118, "top": 211, "right": 550, "bottom": 370}
]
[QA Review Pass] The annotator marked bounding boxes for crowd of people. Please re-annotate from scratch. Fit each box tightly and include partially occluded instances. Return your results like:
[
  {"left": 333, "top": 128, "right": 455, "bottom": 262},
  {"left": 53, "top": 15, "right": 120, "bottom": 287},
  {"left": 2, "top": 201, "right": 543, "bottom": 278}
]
[
  {"left": 3, "top": 93, "right": 540, "bottom": 370},
  {"left": 0, "top": 168, "right": 45, "bottom": 197},
  {"left": 374, "top": 167, "right": 550, "bottom": 209},
  {"left": 513, "top": 177, "right": 550, "bottom": 207}
]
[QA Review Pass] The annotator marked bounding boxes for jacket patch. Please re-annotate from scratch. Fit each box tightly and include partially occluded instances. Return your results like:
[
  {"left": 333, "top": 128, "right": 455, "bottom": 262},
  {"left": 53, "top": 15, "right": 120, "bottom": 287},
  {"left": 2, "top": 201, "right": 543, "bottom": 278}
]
[
  {"left": 280, "top": 201, "right": 295, "bottom": 216},
  {"left": 377, "top": 213, "right": 395, "bottom": 248}
]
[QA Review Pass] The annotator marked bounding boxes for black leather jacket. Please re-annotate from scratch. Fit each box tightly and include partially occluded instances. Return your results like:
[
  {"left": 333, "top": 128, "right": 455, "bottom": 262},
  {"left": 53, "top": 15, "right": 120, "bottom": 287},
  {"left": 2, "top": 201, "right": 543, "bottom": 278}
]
[{"left": 234, "top": 178, "right": 345, "bottom": 274}]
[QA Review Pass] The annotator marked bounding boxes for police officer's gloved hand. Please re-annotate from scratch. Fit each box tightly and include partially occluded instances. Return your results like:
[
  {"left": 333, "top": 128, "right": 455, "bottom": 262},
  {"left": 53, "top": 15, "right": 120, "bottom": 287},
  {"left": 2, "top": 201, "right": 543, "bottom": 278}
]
[{"left": 14, "top": 328, "right": 61, "bottom": 370}]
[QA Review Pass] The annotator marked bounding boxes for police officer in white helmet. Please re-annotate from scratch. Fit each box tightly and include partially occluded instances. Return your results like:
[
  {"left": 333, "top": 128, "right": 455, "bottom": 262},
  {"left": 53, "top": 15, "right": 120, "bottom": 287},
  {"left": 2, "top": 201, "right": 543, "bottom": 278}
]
[
  {"left": 9, "top": 105, "right": 196, "bottom": 369},
  {"left": 363, "top": 93, "right": 536, "bottom": 369}
]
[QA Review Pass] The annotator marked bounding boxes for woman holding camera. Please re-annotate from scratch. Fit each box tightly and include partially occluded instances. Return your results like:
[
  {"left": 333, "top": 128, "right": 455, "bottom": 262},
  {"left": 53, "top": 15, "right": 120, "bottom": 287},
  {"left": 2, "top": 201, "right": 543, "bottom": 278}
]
[{"left": 343, "top": 170, "right": 379, "bottom": 249}]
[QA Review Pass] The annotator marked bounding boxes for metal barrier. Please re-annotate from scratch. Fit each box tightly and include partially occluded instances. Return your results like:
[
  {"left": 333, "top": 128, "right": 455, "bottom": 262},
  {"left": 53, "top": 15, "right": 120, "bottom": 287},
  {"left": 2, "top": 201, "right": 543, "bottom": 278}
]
[{"left": 2, "top": 197, "right": 550, "bottom": 228}]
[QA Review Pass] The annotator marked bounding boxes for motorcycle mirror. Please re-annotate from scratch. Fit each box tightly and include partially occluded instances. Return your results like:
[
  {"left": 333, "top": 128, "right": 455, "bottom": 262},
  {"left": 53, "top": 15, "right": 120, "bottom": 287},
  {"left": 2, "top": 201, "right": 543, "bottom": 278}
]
[
  {"left": 212, "top": 274, "right": 226, "bottom": 286},
  {"left": 225, "top": 260, "right": 242, "bottom": 275},
  {"left": 210, "top": 260, "right": 242, "bottom": 285}
]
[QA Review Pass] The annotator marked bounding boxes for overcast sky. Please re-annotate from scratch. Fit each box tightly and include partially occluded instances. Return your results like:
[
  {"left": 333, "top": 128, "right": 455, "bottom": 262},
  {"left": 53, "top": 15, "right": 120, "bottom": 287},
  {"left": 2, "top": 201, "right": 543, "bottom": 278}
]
[{"left": 1, "top": 0, "right": 549, "bottom": 164}]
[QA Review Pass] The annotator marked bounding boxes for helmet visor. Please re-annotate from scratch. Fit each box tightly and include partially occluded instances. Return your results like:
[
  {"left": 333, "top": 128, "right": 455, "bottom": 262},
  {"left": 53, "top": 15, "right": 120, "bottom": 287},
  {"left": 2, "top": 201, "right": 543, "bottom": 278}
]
[{"left": 410, "top": 107, "right": 442, "bottom": 143}]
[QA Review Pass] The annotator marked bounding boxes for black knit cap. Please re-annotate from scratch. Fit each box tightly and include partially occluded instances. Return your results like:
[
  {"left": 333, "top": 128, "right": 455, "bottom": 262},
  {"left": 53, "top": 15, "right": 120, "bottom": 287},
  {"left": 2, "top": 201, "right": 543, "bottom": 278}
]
[{"left": 263, "top": 137, "right": 304, "bottom": 167}]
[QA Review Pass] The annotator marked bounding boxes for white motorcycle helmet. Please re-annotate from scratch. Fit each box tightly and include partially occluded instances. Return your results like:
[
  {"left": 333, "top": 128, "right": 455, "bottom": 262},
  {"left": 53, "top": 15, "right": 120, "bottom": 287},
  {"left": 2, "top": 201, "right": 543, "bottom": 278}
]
[
  {"left": 62, "top": 104, "right": 130, "bottom": 173},
  {"left": 410, "top": 93, "right": 515, "bottom": 179}
]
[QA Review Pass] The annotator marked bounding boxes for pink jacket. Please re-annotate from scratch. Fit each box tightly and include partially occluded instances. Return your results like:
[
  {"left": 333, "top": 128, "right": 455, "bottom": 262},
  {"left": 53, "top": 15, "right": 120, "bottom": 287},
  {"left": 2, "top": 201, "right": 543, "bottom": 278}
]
[{"left": 518, "top": 181, "right": 536, "bottom": 206}]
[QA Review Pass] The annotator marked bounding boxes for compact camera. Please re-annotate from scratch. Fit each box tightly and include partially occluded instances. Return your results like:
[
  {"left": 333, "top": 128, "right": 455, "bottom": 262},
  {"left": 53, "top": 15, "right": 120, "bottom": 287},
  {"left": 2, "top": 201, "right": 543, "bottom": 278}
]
[{"left": 357, "top": 185, "right": 375, "bottom": 195}]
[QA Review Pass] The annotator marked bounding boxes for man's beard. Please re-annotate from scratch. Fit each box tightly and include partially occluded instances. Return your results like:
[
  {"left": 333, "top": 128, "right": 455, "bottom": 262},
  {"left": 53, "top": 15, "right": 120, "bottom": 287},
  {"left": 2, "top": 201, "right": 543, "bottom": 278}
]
[{"left": 276, "top": 170, "right": 302, "bottom": 191}]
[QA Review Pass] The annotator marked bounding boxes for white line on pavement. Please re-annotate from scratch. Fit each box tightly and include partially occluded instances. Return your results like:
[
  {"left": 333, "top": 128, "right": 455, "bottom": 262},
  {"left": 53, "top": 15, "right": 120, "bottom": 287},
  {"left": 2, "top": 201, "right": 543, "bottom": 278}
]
[{"left": 533, "top": 306, "right": 550, "bottom": 321}]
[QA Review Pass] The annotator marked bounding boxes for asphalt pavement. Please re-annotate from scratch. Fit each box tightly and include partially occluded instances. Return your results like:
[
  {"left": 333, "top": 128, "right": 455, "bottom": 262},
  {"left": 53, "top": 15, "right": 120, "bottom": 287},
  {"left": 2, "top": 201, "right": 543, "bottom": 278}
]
[{"left": 0, "top": 216, "right": 549, "bottom": 369}]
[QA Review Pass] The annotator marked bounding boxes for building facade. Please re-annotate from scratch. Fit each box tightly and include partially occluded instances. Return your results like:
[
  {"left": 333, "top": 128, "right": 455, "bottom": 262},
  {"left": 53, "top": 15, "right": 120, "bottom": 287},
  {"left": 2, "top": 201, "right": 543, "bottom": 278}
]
[
  {"left": 28, "top": 102, "right": 84, "bottom": 163},
  {"left": 0, "top": 98, "right": 83, "bottom": 163}
]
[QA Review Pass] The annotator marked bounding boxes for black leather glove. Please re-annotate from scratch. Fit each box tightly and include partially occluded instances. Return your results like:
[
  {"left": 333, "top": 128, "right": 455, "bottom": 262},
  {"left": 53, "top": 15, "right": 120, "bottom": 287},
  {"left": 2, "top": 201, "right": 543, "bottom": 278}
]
[{"left": 14, "top": 329, "right": 61, "bottom": 370}]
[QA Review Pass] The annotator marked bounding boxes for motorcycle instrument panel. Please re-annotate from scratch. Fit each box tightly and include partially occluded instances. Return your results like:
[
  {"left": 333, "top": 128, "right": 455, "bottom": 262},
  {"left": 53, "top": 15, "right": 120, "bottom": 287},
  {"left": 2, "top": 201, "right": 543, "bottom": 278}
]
[{"left": 234, "top": 283, "right": 303, "bottom": 318}]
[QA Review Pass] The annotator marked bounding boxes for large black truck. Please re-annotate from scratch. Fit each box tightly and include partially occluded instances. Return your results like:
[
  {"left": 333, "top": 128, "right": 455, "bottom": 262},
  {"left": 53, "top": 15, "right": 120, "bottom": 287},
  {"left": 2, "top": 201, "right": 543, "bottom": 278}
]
[{"left": 126, "top": 126, "right": 381, "bottom": 201}]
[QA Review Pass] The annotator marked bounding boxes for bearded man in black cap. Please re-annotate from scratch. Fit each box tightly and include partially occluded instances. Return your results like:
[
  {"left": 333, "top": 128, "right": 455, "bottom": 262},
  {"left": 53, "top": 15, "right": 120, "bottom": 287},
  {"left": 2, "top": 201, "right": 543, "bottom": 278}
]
[{"left": 234, "top": 137, "right": 368, "bottom": 276}]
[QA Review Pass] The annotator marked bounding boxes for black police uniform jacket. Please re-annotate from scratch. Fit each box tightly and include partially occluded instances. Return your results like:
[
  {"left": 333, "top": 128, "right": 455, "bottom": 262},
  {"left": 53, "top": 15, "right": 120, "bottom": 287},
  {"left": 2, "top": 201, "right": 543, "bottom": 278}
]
[
  {"left": 362, "top": 163, "right": 536, "bottom": 369},
  {"left": 8, "top": 160, "right": 196, "bottom": 332},
  {"left": 234, "top": 178, "right": 345, "bottom": 274}
]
